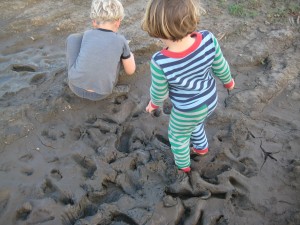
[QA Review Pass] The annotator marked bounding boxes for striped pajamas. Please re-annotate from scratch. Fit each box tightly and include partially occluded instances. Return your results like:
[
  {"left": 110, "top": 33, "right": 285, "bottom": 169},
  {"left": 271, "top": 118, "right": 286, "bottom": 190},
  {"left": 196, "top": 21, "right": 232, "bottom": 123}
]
[{"left": 149, "top": 30, "right": 233, "bottom": 169}]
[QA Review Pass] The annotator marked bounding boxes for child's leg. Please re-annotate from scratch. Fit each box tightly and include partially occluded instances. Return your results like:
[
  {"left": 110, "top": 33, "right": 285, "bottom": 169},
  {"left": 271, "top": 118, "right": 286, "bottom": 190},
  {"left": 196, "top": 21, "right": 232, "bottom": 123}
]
[
  {"left": 168, "top": 106, "right": 208, "bottom": 169},
  {"left": 66, "top": 33, "right": 83, "bottom": 70},
  {"left": 191, "top": 123, "right": 208, "bottom": 150},
  {"left": 68, "top": 82, "right": 107, "bottom": 101},
  {"left": 191, "top": 101, "right": 217, "bottom": 153}
]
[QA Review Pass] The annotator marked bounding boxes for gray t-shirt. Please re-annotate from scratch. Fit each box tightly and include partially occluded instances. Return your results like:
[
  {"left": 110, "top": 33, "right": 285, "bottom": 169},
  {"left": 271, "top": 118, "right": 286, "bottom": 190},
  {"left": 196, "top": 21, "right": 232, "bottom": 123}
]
[{"left": 68, "top": 29, "right": 131, "bottom": 95}]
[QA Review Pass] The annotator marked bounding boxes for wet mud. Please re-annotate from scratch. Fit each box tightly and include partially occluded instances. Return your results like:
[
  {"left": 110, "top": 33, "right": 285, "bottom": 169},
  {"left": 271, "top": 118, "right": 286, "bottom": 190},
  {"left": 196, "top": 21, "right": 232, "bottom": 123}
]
[{"left": 0, "top": 0, "right": 299, "bottom": 225}]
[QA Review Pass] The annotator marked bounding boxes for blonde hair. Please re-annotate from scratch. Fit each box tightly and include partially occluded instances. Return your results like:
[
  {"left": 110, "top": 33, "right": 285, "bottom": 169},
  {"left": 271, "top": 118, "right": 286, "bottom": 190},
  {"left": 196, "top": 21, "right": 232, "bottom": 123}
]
[
  {"left": 141, "top": 0, "right": 201, "bottom": 41},
  {"left": 90, "top": 0, "right": 124, "bottom": 24}
]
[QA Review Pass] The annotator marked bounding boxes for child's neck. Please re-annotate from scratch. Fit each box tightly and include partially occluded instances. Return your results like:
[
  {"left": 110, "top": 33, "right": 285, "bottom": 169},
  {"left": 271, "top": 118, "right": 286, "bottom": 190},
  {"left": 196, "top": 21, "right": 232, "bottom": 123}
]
[
  {"left": 93, "top": 20, "right": 120, "bottom": 32},
  {"left": 164, "top": 34, "right": 195, "bottom": 52}
]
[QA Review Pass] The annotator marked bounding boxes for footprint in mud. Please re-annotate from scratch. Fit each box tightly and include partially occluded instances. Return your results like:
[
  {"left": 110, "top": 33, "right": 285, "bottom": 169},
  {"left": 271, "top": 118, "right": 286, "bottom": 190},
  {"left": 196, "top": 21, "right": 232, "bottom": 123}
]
[
  {"left": 102, "top": 99, "right": 136, "bottom": 124},
  {"left": 117, "top": 126, "right": 133, "bottom": 153},
  {"left": 86, "top": 181, "right": 124, "bottom": 205},
  {"left": 0, "top": 161, "right": 13, "bottom": 172},
  {"left": 23, "top": 208, "right": 55, "bottom": 224},
  {"left": 110, "top": 155, "right": 138, "bottom": 173},
  {"left": 228, "top": 176, "right": 249, "bottom": 194},
  {"left": 165, "top": 175, "right": 194, "bottom": 197},
  {"left": 97, "top": 145, "right": 123, "bottom": 164},
  {"left": 16, "top": 202, "right": 32, "bottom": 220},
  {"left": 117, "top": 126, "right": 147, "bottom": 153},
  {"left": 70, "top": 126, "right": 87, "bottom": 141},
  {"left": 19, "top": 153, "right": 33, "bottom": 162},
  {"left": 68, "top": 197, "right": 145, "bottom": 225},
  {"left": 41, "top": 178, "right": 74, "bottom": 206},
  {"left": 148, "top": 197, "right": 185, "bottom": 225},
  {"left": 50, "top": 169, "right": 63, "bottom": 181},
  {"left": 85, "top": 115, "right": 97, "bottom": 124},
  {"left": 41, "top": 131, "right": 57, "bottom": 141},
  {"left": 41, "top": 128, "right": 66, "bottom": 141},
  {"left": 72, "top": 154, "right": 97, "bottom": 179},
  {"left": 180, "top": 197, "right": 207, "bottom": 225},
  {"left": 221, "top": 149, "right": 258, "bottom": 178},
  {"left": 239, "top": 157, "right": 258, "bottom": 177},
  {"left": 71, "top": 125, "right": 114, "bottom": 152},
  {"left": 16, "top": 200, "right": 56, "bottom": 223},
  {"left": 61, "top": 196, "right": 97, "bottom": 225},
  {"left": 113, "top": 94, "right": 128, "bottom": 105},
  {"left": 111, "top": 213, "right": 139, "bottom": 225},
  {"left": 87, "top": 128, "right": 104, "bottom": 151},
  {"left": 30, "top": 73, "right": 47, "bottom": 85},
  {"left": 11, "top": 64, "right": 37, "bottom": 72},
  {"left": 148, "top": 134, "right": 174, "bottom": 167},
  {"left": 87, "top": 118, "right": 118, "bottom": 134},
  {"left": 41, "top": 178, "right": 57, "bottom": 195},
  {"left": 201, "top": 163, "right": 232, "bottom": 184},
  {"left": 230, "top": 192, "right": 254, "bottom": 211},
  {"left": 20, "top": 167, "right": 34, "bottom": 176},
  {"left": 0, "top": 190, "right": 10, "bottom": 217}
]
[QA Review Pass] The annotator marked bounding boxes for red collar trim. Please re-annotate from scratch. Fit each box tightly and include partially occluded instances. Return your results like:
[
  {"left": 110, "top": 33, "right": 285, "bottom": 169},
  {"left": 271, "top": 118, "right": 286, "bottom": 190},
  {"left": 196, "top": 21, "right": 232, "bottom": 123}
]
[{"left": 160, "top": 32, "right": 202, "bottom": 58}]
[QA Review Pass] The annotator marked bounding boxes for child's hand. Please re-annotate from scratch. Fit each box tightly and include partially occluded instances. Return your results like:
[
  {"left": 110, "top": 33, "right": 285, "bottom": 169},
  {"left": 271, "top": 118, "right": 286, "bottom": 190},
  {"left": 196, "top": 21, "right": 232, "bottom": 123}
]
[
  {"left": 146, "top": 101, "right": 158, "bottom": 113},
  {"left": 228, "top": 79, "right": 235, "bottom": 91},
  {"left": 224, "top": 79, "right": 235, "bottom": 91}
]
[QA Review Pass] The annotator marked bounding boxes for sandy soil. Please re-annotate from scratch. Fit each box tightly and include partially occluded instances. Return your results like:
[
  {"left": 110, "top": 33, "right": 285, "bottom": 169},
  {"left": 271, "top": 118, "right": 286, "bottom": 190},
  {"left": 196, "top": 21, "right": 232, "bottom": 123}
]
[{"left": 0, "top": 0, "right": 299, "bottom": 224}]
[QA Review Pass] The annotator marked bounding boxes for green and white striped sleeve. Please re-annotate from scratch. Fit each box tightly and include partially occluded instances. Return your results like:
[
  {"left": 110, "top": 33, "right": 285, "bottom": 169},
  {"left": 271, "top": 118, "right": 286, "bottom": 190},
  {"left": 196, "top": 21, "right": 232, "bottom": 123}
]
[
  {"left": 211, "top": 35, "right": 233, "bottom": 87},
  {"left": 150, "top": 58, "right": 169, "bottom": 107}
]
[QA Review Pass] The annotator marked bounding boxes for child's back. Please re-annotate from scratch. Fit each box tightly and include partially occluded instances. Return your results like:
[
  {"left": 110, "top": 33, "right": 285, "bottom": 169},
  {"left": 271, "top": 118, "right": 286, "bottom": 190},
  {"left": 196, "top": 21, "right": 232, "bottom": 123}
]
[
  {"left": 150, "top": 30, "right": 231, "bottom": 112},
  {"left": 66, "top": 0, "right": 135, "bottom": 101}
]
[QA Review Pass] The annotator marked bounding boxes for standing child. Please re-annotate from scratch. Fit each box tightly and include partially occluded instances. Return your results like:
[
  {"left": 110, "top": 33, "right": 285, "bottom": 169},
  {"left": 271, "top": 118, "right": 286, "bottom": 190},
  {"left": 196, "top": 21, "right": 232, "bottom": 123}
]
[
  {"left": 142, "top": 0, "right": 235, "bottom": 172},
  {"left": 66, "top": 0, "right": 136, "bottom": 101}
]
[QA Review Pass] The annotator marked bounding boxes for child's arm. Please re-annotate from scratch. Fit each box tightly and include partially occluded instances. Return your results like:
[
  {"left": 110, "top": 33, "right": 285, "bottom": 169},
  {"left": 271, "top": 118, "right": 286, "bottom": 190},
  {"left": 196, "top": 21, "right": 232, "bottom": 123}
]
[
  {"left": 211, "top": 35, "right": 235, "bottom": 90},
  {"left": 146, "top": 59, "right": 169, "bottom": 112},
  {"left": 122, "top": 52, "right": 136, "bottom": 75}
]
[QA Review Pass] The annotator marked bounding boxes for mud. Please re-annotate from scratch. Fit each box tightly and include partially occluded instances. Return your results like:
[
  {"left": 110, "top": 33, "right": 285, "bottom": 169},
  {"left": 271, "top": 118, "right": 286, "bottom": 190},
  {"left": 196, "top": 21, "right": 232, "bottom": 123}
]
[{"left": 0, "top": 0, "right": 299, "bottom": 225}]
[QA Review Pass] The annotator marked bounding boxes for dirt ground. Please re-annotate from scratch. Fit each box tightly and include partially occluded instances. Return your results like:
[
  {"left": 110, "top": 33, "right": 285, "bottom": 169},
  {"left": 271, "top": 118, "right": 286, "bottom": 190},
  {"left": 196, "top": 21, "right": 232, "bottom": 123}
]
[{"left": 0, "top": 0, "right": 299, "bottom": 224}]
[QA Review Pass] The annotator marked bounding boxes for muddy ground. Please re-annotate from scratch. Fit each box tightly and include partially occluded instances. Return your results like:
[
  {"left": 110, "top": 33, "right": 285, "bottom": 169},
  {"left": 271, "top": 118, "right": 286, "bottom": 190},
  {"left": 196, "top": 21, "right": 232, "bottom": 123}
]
[{"left": 0, "top": 0, "right": 299, "bottom": 224}]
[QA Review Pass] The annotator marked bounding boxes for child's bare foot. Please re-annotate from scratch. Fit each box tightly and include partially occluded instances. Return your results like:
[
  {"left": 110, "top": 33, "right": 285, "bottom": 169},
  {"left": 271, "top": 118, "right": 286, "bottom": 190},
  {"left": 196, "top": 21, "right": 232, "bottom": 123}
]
[{"left": 191, "top": 147, "right": 208, "bottom": 156}]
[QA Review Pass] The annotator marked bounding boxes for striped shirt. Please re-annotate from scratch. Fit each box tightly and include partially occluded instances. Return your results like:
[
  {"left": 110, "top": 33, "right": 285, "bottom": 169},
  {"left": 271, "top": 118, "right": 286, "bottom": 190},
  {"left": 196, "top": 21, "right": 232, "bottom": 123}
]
[{"left": 150, "top": 30, "right": 232, "bottom": 112}]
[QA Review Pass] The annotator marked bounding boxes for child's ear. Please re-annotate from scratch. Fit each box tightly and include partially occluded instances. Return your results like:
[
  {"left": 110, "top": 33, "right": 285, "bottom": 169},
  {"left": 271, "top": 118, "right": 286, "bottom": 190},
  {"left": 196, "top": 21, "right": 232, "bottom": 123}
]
[
  {"left": 92, "top": 20, "right": 97, "bottom": 27},
  {"left": 115, "top": 19, "right": 121, "bottom": 28}
]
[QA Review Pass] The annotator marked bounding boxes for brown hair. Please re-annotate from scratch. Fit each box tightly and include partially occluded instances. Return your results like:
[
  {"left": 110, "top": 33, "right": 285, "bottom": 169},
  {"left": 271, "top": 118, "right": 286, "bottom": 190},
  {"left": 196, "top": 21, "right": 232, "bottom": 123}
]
[{"left": 141, "top": 0, "right": 200, "bottom": 41}]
